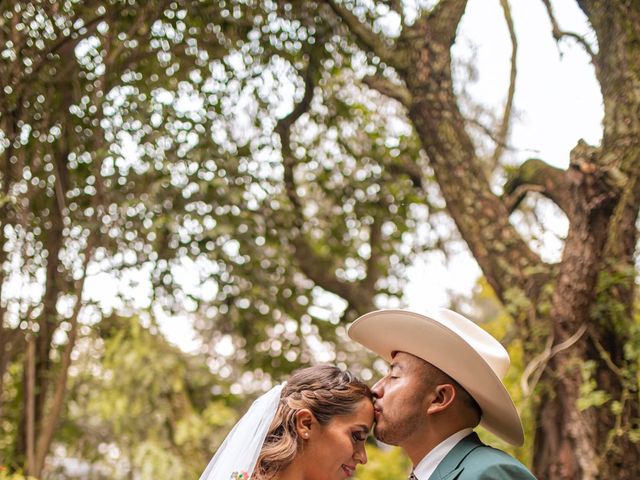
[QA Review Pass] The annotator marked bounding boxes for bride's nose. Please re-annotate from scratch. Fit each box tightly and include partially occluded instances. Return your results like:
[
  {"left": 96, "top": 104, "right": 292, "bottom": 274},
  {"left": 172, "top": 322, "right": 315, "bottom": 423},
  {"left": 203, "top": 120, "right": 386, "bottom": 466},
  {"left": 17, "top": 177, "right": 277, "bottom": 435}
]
[{"left": 354, "top": 443, "right": 368, "bottom": 464}]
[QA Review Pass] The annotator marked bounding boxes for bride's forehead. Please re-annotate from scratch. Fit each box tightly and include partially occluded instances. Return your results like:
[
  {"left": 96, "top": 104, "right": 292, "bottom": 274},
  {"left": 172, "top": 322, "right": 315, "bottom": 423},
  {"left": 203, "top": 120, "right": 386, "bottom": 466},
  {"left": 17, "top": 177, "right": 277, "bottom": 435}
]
[
  {"left": 346, "top": 412, "right": 373, "bottom": 430},
  {"left": 354, "top": 399, "right": 374, "bottom": 420},
  {"left": 331, "top": 399, "right": 374, "bottom": 424}
]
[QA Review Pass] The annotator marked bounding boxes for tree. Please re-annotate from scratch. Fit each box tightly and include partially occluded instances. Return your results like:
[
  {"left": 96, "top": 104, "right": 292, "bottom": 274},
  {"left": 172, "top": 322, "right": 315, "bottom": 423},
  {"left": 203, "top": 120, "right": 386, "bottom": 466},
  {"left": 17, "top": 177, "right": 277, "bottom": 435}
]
[
  {"left": 58, "top": 314, "right": 236, "bottom": 479},
  {"left": 1, "top": 1, "right": 423, "bottom": 474},
  {"left": 0, "top": 0, "right": 261, "bottom": 475},
  {"left": 312, "top": 1, "right": 639, "bottom": 478},
  {"left": 2, "top": 1, "right": 638, "bottom": 478}
]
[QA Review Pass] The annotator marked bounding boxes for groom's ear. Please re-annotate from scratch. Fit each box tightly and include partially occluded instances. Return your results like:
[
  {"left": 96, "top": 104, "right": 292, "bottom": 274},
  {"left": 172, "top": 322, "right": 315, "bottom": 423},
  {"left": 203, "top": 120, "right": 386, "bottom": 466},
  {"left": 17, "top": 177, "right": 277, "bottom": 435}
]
[
  {"left": 294, "top": 408, "right": 315, "bottom": 438},
  {"left": 426, "top": 383, "right": 456, "bottom": 415}
]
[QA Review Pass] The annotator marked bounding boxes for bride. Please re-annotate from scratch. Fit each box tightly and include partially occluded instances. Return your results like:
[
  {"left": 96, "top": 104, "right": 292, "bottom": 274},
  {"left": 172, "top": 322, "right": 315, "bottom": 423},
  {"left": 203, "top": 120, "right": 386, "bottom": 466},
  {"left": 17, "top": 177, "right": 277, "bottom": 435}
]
[{"left": 200, "top": 364, "right": 374, "bottom": 480}]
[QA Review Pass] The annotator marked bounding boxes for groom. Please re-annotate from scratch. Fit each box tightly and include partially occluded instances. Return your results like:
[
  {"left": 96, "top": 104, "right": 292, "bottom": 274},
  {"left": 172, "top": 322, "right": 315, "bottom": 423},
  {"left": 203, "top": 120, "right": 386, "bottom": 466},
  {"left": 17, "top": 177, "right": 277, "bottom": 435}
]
[{"left": 348, "top": 308, "right": 536, "bottom": 479}]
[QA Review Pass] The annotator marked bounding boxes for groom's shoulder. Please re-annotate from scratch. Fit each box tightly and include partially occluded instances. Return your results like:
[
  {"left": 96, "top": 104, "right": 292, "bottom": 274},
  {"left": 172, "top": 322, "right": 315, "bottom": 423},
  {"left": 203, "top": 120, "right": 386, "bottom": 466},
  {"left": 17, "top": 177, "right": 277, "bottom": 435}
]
[
  {"left": 459, "top": 444, "right": 536, "bottom": 479},
  {"left": 467, "top": 442, "right": 520, "bottom": 463}
]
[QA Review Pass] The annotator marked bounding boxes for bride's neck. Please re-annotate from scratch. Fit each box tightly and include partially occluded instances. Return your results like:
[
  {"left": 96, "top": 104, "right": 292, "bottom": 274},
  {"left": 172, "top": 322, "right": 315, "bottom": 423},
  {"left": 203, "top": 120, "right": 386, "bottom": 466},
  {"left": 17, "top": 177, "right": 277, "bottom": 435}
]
[{"left": 273, "top": 459, "right": 304, "bottom": 480}]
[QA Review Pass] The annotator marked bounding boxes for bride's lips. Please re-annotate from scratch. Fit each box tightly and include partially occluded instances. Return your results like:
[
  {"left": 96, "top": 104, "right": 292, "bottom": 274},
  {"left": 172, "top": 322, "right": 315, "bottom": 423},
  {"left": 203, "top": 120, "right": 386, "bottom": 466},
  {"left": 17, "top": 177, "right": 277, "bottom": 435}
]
[{"left": 342, "top": 464, "right": 356, "bottom": 477}]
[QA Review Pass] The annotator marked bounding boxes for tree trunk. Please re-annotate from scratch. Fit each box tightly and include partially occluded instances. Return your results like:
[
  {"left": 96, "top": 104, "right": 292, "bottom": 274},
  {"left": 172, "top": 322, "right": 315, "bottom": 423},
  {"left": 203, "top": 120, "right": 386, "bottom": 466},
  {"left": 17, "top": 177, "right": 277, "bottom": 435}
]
[
  {"left": 0, "top": 108, "right": 18, "bottom": 409},
  {"left": 25, "top": 337, "right": 36, "bottom": 475},
  {"left": 326, "top": 1, "right": 640, "bottom": 477},
  {"left": 15, "top": 92, "right": 70, "bottom": 472},
  {"left": 531, "top": 142, "right": 625, "bottom": 479}
]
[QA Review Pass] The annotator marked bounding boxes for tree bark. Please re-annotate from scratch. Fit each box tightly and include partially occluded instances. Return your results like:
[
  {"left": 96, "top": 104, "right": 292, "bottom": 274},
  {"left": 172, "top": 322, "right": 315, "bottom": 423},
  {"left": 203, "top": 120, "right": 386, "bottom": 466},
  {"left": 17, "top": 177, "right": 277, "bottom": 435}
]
[
  {"left": 531, "top": 2, "right": 640, "bottom": 478},
  {"left": 326, "top": 0, "right": 640, "bottom": 477},
  {"left": 394, "top": 3, "right": 549, "bottom": 316},
  {"left": 25, "top": 337, "right": 36, "bottom": 475},
  {"left": 15, "top": 49, "right": 73, "bottom": 469},
  {"left": 31, "top": 235, "right": 94, "bottom": 478},
  {"left": 0, "top": 107, "right": 19, "bottom": 410},
  {"left": 533, "top": 143, "right": 617, "bottom": 479}
]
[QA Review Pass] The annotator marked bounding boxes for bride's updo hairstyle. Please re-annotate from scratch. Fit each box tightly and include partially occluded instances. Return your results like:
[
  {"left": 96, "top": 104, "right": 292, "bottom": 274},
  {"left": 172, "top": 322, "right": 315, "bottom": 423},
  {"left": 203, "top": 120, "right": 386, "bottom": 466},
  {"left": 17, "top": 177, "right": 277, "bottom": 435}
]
[{"left": 253, "top": 364, "right": 372, "bottom": 479}]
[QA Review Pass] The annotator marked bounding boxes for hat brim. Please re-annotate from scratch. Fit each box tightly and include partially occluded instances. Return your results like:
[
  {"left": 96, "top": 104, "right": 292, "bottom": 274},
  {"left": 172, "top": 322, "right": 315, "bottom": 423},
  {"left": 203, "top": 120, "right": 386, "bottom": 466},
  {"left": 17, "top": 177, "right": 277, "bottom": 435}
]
[{"left": 348, "top": 309, "right": 524, "bottom": 446}]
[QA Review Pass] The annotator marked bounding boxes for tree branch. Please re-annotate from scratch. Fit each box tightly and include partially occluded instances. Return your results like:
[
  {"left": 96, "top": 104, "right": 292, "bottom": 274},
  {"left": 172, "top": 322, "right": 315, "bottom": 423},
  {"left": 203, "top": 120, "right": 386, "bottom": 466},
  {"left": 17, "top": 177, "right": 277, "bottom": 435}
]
[
  {"left": 502, "top": 158, "right": 573, "bottom": 218},
  {"left": 541, "top": 0, "right": 597, "bottom": 61},
  {"left": 0, "top": 327, "right": 24, "bottom": 417},
  {"left": 386, "top": 157, "right": 426, "bottom": 190},
  {"left": 276, "top": 61, "right": 346, "bottom": 291},
  {"left": 428, "top": 0, "right": 469, "bottom": 47},
  {"left": 25, "top": 336, "right": 36, "bottom": 476},
  {"left": 491, "top": 0, "right": 518, "bottom": 167},
  {"left": 389, "top": 0, "right": 548, "bottom": 304},
  {"left": 362, "top": 212, "right": 383, "bottom": 292},
  {"left": 16, "top": 10, "right": 111, "bottom": 91},
  {"left": 466, "top": 117, "right": 516, "bottom": 152},
  {"left": 275, "top": 57, "right": 376, "bottom": 315},
  {"left": 325, "top": 0, "right": 408, "bottom": 70},
  {"left": 33, "top": 233, "right": 96, "bottom": 477},
  {"left": 362, "top": 74, "right": 412, "bottom": 108},
  {"left": 274, "top": 69, "right": 316, "bottom": 151}
]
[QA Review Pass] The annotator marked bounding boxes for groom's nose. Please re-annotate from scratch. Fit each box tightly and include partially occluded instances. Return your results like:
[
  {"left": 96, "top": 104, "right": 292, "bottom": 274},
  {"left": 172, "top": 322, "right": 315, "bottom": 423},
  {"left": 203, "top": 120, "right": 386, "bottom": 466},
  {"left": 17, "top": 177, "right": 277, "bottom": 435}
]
[{"left": 371, "top": 378, "right": 384, "bottom": 398}]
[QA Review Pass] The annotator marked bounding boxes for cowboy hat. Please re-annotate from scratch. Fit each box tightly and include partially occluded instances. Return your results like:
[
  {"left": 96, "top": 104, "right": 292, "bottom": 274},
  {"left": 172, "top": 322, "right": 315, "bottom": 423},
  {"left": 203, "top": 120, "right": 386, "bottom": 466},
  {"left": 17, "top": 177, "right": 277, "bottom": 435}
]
[{"left": 348, "top": 308, "right": 524, "bottom": 446}]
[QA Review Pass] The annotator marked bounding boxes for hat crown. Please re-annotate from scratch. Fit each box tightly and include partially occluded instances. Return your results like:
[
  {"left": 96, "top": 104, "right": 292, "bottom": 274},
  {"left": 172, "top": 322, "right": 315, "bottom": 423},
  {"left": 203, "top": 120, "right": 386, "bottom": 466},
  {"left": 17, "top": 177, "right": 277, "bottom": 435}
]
[
  {"left": 429, "top": 308, "right": 510, "bottom": 380},
  {"left": 347, "top": 308, "right": 524, "bottom": 445}
]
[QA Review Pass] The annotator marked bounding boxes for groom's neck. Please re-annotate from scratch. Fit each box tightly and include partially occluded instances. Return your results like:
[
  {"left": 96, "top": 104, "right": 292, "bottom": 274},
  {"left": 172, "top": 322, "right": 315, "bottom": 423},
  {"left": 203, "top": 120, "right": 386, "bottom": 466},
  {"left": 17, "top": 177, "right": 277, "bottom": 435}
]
[{"left": 402, "top": 423, "right": 471, "bottom": 467}]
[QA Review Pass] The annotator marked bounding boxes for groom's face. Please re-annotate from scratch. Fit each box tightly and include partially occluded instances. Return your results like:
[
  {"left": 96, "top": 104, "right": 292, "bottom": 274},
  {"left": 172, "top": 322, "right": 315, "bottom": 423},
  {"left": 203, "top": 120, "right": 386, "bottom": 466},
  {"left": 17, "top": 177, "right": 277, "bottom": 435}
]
[{"left": 370, "top": 352, "right": 433, "bottom": 445}]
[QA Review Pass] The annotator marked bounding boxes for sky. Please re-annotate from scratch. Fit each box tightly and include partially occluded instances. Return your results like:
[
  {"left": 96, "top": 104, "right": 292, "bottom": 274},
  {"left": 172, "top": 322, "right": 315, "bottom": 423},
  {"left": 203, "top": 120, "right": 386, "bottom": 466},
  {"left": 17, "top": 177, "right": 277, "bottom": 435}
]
[{"left": 78, "top": 0, "right": 604, "bottom": 352}]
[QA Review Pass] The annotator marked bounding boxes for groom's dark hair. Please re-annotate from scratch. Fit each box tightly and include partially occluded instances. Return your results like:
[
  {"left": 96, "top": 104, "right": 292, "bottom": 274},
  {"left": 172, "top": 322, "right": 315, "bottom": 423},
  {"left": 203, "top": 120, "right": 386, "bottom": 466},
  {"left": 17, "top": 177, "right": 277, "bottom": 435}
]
[{"left": 416, "top": 358, "right": 482, "bottom": 425}]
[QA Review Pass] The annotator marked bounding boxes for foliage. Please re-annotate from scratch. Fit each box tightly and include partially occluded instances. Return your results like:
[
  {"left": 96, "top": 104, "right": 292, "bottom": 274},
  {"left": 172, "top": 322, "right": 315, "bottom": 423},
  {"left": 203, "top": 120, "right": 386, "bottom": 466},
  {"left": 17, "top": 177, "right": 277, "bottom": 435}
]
[
  {"left": 0, "top": 0, "right": 426, "bottom": 474},
  {"left": 56, "top": 315, "right": 237, "bottom": 479},
  {"left": 1, "top": 0, "right": 640, "bottom": 478},
  {"left": 0, "top": 466, "right": 35, "bottom": 480},
  {"left": 469, "top": 278, "right": 533, "bottom": 467}
]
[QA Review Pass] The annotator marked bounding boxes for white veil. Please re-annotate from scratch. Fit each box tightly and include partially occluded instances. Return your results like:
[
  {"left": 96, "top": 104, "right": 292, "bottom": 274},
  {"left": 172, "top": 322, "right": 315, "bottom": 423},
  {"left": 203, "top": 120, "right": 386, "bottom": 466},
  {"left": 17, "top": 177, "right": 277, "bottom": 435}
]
[{"left": 199, "top": 383, "right": 285, "bottom": 480}]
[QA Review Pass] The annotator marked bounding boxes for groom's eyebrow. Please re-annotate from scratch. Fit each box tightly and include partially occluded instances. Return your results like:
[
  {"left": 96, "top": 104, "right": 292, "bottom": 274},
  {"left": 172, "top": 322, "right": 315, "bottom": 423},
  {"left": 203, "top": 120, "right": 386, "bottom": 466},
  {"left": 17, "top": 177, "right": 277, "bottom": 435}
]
[{"left": 389, "top": 362, "right": 402, "bottom": 373}]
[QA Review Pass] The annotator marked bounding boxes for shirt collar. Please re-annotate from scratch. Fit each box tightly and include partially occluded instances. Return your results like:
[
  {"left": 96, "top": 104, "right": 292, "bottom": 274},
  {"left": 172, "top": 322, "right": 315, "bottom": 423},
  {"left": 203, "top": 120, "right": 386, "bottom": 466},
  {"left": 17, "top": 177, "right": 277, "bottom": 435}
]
[{"left": 413, "top": 428, "right": 474, "bottom": 480}]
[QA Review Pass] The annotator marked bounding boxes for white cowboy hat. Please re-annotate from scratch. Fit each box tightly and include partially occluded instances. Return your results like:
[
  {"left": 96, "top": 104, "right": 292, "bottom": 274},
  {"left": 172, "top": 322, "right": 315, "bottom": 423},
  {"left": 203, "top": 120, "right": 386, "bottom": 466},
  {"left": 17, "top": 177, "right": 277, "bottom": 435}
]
[{"left": 348, "top": 308, "right": 524, "bottom": 446}]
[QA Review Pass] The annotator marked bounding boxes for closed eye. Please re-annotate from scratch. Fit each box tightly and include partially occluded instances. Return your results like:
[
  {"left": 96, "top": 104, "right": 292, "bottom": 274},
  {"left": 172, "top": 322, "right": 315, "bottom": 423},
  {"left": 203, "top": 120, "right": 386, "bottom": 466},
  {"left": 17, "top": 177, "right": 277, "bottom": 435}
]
[{"left": 352, "top": 431, "right": 368, "bottom": 442}]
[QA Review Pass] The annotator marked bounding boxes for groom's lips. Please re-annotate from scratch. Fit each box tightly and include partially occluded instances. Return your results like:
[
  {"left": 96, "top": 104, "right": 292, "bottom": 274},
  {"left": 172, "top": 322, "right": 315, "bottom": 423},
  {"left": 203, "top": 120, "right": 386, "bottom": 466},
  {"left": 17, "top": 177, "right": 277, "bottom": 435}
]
[{"left": 373, "top": 407, "right": 382, "bottom": 419}]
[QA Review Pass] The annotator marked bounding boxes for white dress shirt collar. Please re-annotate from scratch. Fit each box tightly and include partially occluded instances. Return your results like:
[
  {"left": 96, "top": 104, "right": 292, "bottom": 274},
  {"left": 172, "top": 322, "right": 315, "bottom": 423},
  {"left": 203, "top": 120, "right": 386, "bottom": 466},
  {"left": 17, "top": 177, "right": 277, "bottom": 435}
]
[{"left": 412, "top": 428, "right": 474, "bottom": 480}]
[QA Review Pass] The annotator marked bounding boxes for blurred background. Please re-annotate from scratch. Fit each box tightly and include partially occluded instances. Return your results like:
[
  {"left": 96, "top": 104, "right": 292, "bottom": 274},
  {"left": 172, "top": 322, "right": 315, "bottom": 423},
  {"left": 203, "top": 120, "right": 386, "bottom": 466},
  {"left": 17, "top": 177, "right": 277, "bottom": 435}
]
[{"left": 1, "top": 0, "right": 638, "bottom": 479}]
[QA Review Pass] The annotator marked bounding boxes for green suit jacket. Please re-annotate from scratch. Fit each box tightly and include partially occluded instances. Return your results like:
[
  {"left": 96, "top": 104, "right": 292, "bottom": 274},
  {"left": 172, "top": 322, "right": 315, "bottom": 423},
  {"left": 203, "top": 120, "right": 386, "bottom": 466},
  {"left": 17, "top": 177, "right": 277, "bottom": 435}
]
[{"left": 428, "top": 432, "right": 536, "bottom": 480}]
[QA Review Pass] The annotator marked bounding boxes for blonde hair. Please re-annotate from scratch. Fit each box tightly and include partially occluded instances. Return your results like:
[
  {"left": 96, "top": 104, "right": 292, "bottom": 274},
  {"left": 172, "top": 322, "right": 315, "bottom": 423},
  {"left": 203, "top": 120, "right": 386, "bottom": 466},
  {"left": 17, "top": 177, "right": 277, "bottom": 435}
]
[{"left": 253, "top": 365, "right": 372, "bottom": 479}]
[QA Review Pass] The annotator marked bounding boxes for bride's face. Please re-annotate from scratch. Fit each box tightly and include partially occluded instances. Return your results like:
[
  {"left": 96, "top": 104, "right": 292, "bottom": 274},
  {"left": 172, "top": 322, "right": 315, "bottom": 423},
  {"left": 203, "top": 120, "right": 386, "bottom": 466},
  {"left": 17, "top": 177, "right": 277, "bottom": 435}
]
[{"left": 300, "top": 399, "right": 374, "bottom": 480}]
